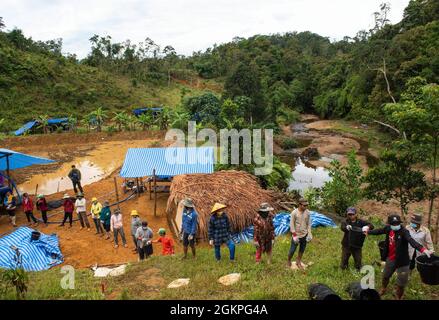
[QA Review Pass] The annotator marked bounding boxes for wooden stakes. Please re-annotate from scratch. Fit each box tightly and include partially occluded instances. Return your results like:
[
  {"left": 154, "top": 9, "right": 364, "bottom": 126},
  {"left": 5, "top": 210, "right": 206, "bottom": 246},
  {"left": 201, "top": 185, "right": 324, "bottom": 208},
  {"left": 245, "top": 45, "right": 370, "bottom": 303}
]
[
  {"left": 153, "top": 169, "right": 157, "bottom": 217},
  {"left": 114, "top": 176, "right": 120, "bottom": 210}
]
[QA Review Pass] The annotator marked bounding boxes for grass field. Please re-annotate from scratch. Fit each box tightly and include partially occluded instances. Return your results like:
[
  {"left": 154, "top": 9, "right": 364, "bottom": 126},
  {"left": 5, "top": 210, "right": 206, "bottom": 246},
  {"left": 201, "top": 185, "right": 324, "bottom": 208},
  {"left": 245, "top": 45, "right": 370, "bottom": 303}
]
[{"left": 1, "top": 227, "right": 437, "bottom": 300}]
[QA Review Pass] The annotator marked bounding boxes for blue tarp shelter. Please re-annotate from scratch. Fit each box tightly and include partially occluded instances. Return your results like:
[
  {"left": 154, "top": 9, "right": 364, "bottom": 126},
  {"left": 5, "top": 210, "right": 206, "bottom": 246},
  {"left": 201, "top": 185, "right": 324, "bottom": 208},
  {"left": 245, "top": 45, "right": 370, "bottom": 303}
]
[
  {"left": 14, "top": 118, "right": 69, "bottom": 136},
  {"left": 231, "top": 211, "right": 337, "bottom": 244},
  {"left": 0, "top": 227, "right": 63, "bottom": 271},
  {"left": 0, "top": 148, "right": 55, "bottom": 171},
  {"left": 14, "top": 121, "right": 38, "bottom": 136},
  {"left": 0, "top": 149, "right": 55, "bottom": 203},
  {"left": 120, "top": 147, "right": 215, "bottom": 178},
  {"left": 133, "top": 107, "right": 163, "bottom": 117}
]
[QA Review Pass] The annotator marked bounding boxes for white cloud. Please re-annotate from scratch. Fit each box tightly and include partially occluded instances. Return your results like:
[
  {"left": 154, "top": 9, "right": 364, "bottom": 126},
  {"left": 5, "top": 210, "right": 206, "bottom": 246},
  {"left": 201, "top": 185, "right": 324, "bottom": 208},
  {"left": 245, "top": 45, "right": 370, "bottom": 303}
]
[{"left": 1, "top": 0, "right": 410, "bottom": 58}]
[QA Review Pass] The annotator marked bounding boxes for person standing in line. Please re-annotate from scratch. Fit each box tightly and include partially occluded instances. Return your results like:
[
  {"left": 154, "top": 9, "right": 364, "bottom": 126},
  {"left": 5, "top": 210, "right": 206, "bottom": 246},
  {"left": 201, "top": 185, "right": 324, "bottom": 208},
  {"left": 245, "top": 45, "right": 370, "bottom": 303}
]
[
  {"left": 75, "top": 193, "right": 90, "bottom": 230},
  {"left": 90, "top": 197, "right": 103, "bottom": 235},
  {"left": 4, "top": 191, "right": 17, "bottom": 227},
  {"left": 60, "top": 194, "right": 74, "bottom": 228},
  {"left": 253, "top": 203, "right": 276, "bottom": 264},
  {"left": 180, "top": 198, "right": 198, "bottom": 259},
  {"left": 405, "top": 213, "right": 435, "bottom": 271},
  {"left": 135, "top": 221, "right": 154, "bottom": 260},
  {"left": 22, "top": 193, "right": 38, "bottom": 226},
  {"left": 287, "top": 198, "right": 312, "bottom": 269},
  {"left": 100, "top": 201, "right": 112, "bottom": 240},
  {"left": 68, "top": 165, "right": 83, "bottom": 194},
  {"left": 130, "top": 210, "right": 142, "bottom": 254},
  {"left": 111, "top": 209, "right": 128, "bottom": 248},
  {"left": 36, "top": 194, "right": 49, "bottom": 226},
  {"left": 340, "top": 207, "right": 374, "bottom": 271},
  {"left": 208, "top": 203, "right": 236, "bottom": 262}
]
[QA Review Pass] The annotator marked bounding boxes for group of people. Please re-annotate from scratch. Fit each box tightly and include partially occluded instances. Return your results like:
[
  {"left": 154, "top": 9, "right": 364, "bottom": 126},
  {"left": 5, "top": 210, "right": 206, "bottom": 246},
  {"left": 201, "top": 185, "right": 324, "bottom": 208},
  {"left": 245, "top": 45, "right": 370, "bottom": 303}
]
[{"left": 180, "top": 196, "right": 435, "bottom": 300}]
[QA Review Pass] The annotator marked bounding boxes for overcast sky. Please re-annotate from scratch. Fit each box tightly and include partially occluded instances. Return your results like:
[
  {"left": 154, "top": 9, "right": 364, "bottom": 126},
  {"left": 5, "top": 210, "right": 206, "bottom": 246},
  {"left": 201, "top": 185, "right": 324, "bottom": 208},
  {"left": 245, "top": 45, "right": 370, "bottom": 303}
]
[{"left": 2, "top": 0, "right": 410, "bottom": 58}]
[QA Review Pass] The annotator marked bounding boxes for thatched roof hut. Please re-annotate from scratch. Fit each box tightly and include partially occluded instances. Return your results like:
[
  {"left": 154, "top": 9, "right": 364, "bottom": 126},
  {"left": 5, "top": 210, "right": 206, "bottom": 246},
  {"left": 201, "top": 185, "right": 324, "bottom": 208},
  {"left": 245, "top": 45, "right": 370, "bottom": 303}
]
[{"left": 166, "top": 170, "right": 281, "bottom": 241}]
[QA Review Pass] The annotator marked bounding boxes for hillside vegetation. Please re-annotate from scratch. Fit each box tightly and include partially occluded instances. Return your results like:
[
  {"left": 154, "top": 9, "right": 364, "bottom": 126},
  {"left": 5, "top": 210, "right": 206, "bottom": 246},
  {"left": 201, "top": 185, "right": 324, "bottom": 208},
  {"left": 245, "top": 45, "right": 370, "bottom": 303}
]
[{"left": 0, "top": 27, "right": 220, "bottom": 131}]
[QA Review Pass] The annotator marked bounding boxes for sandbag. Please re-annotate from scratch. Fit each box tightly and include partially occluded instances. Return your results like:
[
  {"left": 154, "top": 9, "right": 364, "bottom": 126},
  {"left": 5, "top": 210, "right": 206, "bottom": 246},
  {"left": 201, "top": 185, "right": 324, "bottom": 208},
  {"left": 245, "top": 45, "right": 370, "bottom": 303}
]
[
  {"left": 346, "top": 282, "right": 380, "bottom": 300},
  {"left": 308, "top": 283, "right": 342, "bottom": 300}
]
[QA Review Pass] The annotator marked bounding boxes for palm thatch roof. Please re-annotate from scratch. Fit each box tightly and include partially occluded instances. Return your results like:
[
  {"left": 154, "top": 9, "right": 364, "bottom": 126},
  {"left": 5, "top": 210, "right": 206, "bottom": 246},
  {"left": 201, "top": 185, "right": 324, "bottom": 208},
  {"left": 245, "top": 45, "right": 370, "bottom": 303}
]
[{"left": 166, "top": 170, "right": 281, "bottom": 240}]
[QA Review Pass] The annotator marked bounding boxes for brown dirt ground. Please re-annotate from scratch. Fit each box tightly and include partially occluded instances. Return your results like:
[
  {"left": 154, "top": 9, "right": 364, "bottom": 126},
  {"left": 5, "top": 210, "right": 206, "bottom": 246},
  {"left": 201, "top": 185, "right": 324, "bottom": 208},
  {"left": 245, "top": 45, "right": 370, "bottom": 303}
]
[{"left": 0, "top": 131, "right": 183, "bottom": 269}]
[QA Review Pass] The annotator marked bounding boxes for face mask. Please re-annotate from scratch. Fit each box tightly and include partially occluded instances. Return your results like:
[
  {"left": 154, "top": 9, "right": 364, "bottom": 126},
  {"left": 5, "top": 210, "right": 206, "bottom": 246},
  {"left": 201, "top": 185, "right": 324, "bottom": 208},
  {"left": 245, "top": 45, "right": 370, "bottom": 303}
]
[
  {"left": 217, "top": 211, "right": 223, "bottom": 217},
  {"left": 390, "top": 225, "right": 401, "bottom": 231},
  {"left": 410, "top": 223, "right": 419, "bottom": 229}
]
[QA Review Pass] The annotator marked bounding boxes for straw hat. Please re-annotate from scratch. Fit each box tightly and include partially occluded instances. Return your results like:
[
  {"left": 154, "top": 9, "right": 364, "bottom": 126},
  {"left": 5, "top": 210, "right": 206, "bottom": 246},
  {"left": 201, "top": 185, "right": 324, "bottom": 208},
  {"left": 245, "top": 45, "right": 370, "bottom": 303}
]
[
  {"left": 183, "top": 198, "right": 194, "bottom": 208},
  {"left": 258, "top": 202, "right": 274, "bottom": 212},
  {"left": 131, "top": 210, "right": 139, "bottom": 216},
  {"left": 63, "top": 194, "right": 70, "bottom": 199},
  {"left": 211, "top": 203, "right": 227, "bottom": 214},
  {"left": 92, "top": 197, "right": 98, "bottom": 202}
]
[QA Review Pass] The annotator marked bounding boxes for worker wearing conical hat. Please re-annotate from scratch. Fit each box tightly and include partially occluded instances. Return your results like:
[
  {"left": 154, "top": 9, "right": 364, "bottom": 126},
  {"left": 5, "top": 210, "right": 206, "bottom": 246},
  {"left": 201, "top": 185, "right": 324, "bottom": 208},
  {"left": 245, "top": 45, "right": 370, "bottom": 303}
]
[
  {"left": 91, "top": 197, "right": 103, "bottom": 236},
  {"left": 208, "top": 203, "right": 235, "bottom": 261}
]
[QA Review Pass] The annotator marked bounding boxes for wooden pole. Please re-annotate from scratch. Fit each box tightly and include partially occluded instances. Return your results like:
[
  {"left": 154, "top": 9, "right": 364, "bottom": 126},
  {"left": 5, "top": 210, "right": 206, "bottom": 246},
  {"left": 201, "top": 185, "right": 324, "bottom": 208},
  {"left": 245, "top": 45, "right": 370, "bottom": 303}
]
[
  {"left": 136, "top": 178, "right": 140, "bottom": 198},
  {"left": 153, "top": 169, "right": 157, "bottom": 217},
  {"left": 114, "top": 177, "right": 120, "bottom": 210},
  {"left": 6, "top": 155, "right": 11, "bottom": 188},
  {"left": 149, "top": 179, "right": 152, "bottom": 200},
  {"left": 34, "top": 184, "right": 39, "bottom": 196}
]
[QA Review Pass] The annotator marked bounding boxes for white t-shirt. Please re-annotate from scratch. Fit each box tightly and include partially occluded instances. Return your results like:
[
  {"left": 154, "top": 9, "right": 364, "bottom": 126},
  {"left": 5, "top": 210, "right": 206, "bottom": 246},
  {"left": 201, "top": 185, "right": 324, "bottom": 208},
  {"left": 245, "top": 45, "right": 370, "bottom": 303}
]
[{"left": 75, "top": 198, "right": 87, "bottom": 213}]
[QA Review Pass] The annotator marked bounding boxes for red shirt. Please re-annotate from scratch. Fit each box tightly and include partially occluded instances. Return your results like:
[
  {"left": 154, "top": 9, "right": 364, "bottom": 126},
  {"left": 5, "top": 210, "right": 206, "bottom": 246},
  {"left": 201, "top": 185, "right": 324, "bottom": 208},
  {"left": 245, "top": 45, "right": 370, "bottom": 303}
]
[
  {"left": 23, "top": 197, "right": 34, "bottom": 212},
  {"left": 36, "top": 198, "right": 48, "bottom": 211},
  {"left": 63, "top": 199, "right": 74, "bottom": 213},
  {"left": 388, "top": 230, "right": 396, "bottom": 261},
  {"left": 157, "top": 236, "right": 174, "bottom": 255}
]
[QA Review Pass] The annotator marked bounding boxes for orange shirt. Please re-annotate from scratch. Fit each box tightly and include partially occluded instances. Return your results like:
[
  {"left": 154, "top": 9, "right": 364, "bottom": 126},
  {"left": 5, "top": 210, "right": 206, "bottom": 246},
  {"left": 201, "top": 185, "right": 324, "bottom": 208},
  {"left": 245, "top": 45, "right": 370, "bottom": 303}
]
[{"left": 157, "top": 236, "right": 174, "bottom": 255}]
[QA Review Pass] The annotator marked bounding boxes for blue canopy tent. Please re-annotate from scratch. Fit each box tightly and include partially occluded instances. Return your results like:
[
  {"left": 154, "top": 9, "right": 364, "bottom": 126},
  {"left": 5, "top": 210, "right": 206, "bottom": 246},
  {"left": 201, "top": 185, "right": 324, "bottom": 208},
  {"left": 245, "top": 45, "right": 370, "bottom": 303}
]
[
  {"left": 120, "top": 147, "right": 214, "bottom": 215},
  {"left": 0, "top": 149, "right": 55, "bottom": 204},
  {"left": 14, "top": 118, "right": 69, "bottom": 136}
]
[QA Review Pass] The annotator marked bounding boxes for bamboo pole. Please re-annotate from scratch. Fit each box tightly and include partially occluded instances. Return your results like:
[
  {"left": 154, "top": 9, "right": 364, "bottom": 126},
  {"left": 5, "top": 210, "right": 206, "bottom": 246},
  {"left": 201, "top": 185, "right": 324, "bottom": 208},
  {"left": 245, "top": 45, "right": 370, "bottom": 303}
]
[
  {"left": 153, "top": 169, "right": 157, "bottom": 217},
  {"left": 114, "top": 177, "right": 120, "bottom": 210}
]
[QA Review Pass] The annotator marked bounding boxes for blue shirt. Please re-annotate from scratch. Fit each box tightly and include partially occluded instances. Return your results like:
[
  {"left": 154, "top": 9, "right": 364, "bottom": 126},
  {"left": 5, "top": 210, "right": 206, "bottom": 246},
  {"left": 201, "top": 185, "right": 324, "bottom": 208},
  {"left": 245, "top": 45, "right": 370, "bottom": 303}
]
[{"left": 181, "top": 208, "right": 198, "bottom": 235}]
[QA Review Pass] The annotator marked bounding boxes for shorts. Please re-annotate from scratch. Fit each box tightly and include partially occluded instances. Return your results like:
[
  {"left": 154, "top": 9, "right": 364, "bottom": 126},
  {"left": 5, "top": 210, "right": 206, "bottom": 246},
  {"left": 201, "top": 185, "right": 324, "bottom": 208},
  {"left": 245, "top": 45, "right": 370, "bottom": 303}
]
[
  {"left": 183, "top": 232, "right": 195, "bottom": 247},
  {"left": 383, "top": 259, "right": 410, "bottom": 287}
]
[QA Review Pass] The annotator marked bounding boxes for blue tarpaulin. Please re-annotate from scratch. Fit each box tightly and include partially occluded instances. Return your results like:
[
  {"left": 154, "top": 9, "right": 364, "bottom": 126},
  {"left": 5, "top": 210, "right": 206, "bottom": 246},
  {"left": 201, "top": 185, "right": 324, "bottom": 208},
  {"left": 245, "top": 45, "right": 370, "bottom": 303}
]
[
  {"left": 231, "top": 211, "right": 337, "bottom": 244},
  {"left": 14, "top": 118, "right": 69, "bottom": 136},
  {"left": 0, "top": 148, "right": 55, "bottom": 171},
  {"left": 120, "top": 147, "right": 215, "bottom": 178},
  {"left": 133, "top": 107, "right": 163, "bottom": 117},
  {"left": 0, "top": 227, "right": 63, "bottom": 271},
  {"left": 14, "top": 121, "right": 38, "bottom": 136}
]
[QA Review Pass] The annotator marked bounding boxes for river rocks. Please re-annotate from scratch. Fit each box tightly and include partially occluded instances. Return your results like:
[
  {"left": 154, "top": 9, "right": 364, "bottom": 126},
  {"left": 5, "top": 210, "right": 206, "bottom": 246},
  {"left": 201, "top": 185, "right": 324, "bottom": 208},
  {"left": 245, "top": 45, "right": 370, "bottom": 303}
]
[{"left": 301, "top": 147, "right": 320, "bottom": 160}]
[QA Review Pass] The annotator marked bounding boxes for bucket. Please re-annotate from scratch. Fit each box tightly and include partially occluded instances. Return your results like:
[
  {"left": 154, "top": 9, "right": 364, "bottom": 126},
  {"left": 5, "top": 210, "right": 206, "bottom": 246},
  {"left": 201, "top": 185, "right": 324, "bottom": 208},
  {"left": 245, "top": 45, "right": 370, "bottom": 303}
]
[
  {"left": 308, "top": 283, "right": 342, "bottom": 300},
  {"left": 31, "top": 231, "right": 41, "bottom": 241},
  {"left": 346, "top": 282, "right": 380, "bottom": 300},
  {"left": 378, "top": 240, "right": 386, "bottom": 261},
  {"left": 416, "top": 254, "right": 439, "bottom": 285}
]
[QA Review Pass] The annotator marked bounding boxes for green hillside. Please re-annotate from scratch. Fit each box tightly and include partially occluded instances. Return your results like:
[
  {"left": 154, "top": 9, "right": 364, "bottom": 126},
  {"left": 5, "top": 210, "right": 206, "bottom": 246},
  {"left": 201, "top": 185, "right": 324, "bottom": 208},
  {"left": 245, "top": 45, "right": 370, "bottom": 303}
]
[{"left": 0, "top": 28, "right": 220, "bottom": 131}]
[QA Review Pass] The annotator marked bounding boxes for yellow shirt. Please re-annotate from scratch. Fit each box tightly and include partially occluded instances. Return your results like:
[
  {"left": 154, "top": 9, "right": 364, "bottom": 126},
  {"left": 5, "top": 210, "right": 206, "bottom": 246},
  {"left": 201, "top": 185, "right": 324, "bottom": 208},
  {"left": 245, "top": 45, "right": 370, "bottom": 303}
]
[{"left": 91, "top": 202, "right": 103, "bottom": 219}]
